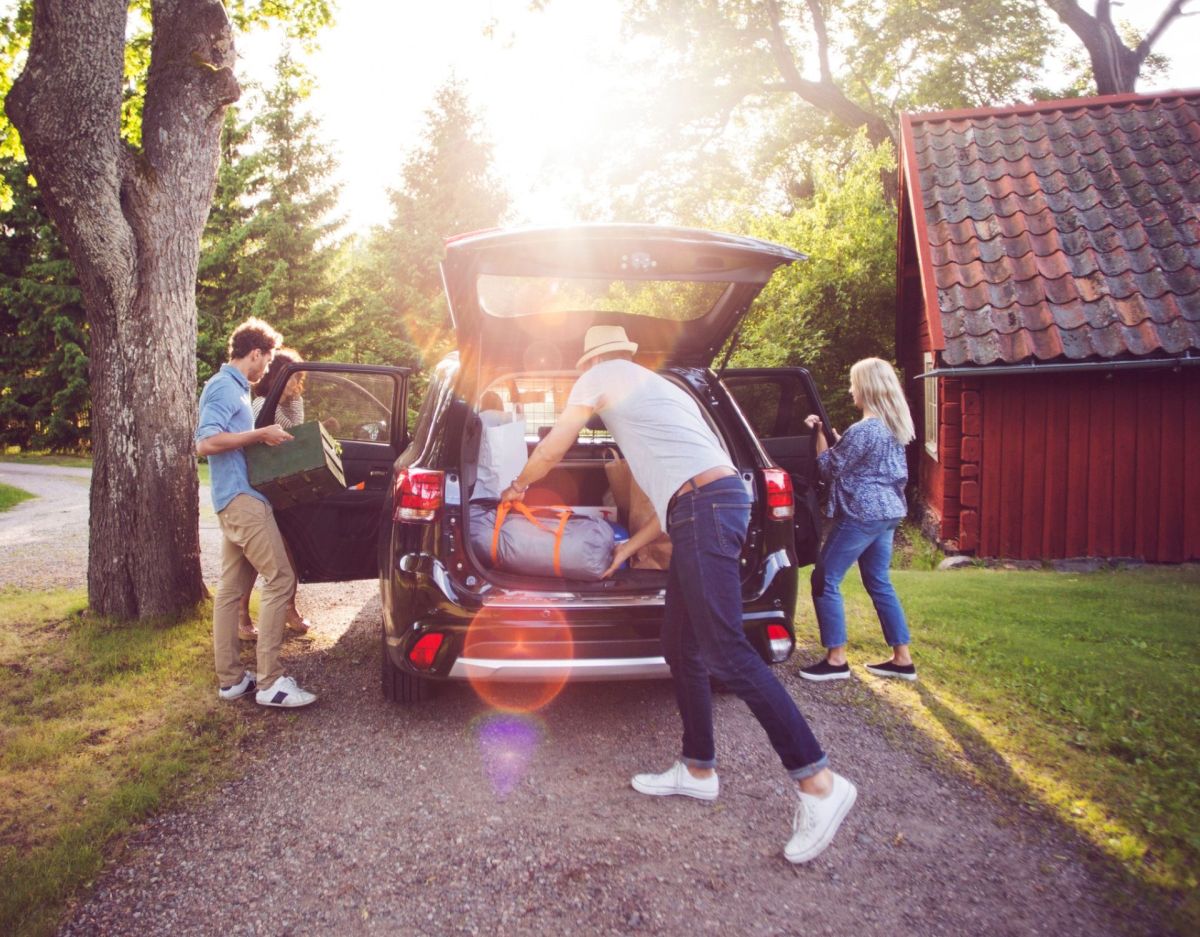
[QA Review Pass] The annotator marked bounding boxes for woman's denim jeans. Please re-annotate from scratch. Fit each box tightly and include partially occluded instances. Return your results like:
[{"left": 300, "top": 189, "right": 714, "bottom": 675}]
[
  {"left": 663, "top": 476, "right": 828, "bottom": 780},
  {"left": 812, "top": 516, "right": 910, "bottom": 650}
]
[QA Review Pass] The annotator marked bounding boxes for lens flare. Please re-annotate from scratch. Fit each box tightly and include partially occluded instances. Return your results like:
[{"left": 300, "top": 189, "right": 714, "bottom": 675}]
[
  {"left": 463, "top": 606, "right": 574, "bottom": 713},
  {"left": 475, "top": 712, "right": 542, "bottom": 799}
]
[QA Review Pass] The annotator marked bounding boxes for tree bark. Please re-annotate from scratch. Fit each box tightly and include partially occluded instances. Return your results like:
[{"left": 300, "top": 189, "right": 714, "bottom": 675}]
[
  {"left": 6, "top": 0, "right": 239, "bottom": 619},
  {"left": 764, "top": 0, "right": 899, "bottom": 204},
  {"left": 1044, "top": 0, "right": 1190, "bottom": 95}
]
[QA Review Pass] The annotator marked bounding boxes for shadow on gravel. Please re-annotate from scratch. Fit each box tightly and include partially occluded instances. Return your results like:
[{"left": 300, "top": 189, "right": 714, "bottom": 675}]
[{"left": 910, "top": 682, "right": 1182, "bottom": 937}]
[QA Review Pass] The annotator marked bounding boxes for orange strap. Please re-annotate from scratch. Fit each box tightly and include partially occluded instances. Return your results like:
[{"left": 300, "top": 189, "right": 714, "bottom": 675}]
[
  {"left": 551, "top": 510, "right": 570, "bottom": 577},
  {"left": 490, "top": 501, "right": 512, "bottom": 565},
  {"left": 490, "top": 502, "right": 573, "bottom": 575}
]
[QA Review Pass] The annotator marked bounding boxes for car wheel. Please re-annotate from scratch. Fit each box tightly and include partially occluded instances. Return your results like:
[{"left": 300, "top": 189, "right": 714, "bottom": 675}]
[{"left": 380, "top": 626, "right": 436, "bottom": 703}]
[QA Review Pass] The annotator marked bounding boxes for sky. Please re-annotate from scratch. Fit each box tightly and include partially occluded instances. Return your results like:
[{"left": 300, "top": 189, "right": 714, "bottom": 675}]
[{"left": 237, "top": 1, "right": 1200, "bottom": 233}]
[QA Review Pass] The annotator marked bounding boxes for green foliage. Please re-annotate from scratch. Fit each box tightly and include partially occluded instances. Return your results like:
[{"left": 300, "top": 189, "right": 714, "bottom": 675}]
[
  {"left": 0, "top": 3, "right": 30, "bottom": 209},
  {"left": 839, "top": 0, "right": 1051, "bottom": 114},
  {"left": 239, "top": 50, "right": 344, "bottom": 358},
  {"left": 0, "top": 1, "right": 340, "bottom": 444},
  {"left": 728, "top": 133, "right": 897, "bottom": 428},
  {"left": 196, "top": 105, "right": 266, "bottom": 384},
  {"left": 196, "top": 52, "right": 344, "bottom": 378},
  {"left": 0, "top": 161, "right": 89, "bottom": 451}
]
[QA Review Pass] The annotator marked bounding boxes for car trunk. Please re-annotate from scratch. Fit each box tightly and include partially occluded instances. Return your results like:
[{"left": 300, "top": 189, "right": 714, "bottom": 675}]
[
  {"left": 456, "top": 371, "right": 754, "bottom": 595},
  {"left": 439, "top": 226, "right": 803, "bottom": 594}
]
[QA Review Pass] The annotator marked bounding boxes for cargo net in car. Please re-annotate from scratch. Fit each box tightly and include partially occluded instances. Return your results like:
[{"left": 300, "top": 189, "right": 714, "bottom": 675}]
[
  {"left": 484, "top": 375, "right": 612, "bottom": 444},
  {"left": 468, "top": 373, "right": 671, "bottom": 581}
]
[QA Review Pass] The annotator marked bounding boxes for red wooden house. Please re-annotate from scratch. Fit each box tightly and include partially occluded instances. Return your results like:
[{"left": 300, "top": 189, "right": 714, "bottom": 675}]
[{"left": 896, "top": 90, "right": 1200, "bottom": 562}]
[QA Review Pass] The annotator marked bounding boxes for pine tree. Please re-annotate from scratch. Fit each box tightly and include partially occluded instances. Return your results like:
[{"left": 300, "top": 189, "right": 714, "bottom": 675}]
[
  {"left": 0, "top": 160, "right": 89, "bottom": 451},
  {"left": 196, "top": 104, "right": 266, "bottom": 384},
  {"left": 351, "top": 79, "right": 509, "bottom": 371},
  {"left": 246, "top": 50, "right": 344, "bottom": 358}
]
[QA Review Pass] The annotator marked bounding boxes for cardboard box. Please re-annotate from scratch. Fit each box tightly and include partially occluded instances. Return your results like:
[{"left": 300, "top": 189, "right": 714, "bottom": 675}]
[{"left": 246, "top": 420, "right": 346, "bottom": 509}]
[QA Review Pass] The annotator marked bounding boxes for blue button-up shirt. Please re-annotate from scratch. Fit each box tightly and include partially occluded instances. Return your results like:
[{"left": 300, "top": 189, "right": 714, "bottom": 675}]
[{"left": 196, "top": 363, "right": 269, "bottom": 513}]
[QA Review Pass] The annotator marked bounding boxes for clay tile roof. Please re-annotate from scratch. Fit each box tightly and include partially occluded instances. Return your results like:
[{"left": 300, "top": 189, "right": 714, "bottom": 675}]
[{"left": 900, "top": 90, "right": 1200, "bottom": 367}]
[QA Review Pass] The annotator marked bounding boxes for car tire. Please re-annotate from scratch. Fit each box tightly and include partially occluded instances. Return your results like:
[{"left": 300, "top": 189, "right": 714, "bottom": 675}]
[{"left": 380, "top": 626, "right": 436, "bottom": 703}]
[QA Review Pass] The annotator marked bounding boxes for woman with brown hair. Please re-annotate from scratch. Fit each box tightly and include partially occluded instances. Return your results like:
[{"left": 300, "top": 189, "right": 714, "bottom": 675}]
[{"left": 237, "top": 348, "right": 311, "bottom": 640}]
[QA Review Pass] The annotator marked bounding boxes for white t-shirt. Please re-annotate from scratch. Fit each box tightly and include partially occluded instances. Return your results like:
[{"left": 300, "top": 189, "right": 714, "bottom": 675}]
[{"left": 567, "top": 359, "right": 734, "bottom": 528}]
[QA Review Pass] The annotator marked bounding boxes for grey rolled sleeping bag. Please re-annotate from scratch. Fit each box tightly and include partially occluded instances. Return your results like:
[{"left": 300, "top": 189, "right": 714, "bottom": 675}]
[{"left": 470, "top": 503, "right": 614, "bottom": 580}]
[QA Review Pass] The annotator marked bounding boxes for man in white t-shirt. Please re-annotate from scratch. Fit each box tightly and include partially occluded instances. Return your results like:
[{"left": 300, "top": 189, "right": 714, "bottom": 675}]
[{"left": 500, "top": 325, "right": 856, "bottom": 864}]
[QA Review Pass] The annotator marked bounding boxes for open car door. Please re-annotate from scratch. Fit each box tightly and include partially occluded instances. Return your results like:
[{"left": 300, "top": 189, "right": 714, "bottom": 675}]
[
  {"left": 254, "top": 363, "right": 410, "bottom": 582},
  {"left": 722, "top": 368, "right": 830, "bottom": 566}
]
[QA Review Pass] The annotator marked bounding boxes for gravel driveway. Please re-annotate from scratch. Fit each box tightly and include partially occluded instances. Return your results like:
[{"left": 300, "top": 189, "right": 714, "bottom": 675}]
[{"left": 0, "top": 464, "right": 1166, "bottom": 936}]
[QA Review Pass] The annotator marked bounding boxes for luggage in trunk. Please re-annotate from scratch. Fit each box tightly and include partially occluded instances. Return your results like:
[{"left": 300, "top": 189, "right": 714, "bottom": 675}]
[{"left": 469, "top": 502, "right": 615, "bottom": 581}]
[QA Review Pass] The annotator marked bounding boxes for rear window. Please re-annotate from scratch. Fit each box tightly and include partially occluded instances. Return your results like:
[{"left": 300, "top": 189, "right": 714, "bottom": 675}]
[
  {"left": 477, "top": 275, "right": 731, "bottom": 321},
  {"left": 479, "top": 374, "right": 613, "bottom": 445}
]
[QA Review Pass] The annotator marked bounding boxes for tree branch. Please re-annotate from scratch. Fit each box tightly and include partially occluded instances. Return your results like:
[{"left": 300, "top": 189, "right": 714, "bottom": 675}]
[
  {"left": 761, "top": 0, "right": 892, "bottom": 148},
  {"left": 803, "top": 0, "right": 832, "bottom": 85},
  {"left": 1140, "top": 1, "right": 1189, "bottom": 55}
]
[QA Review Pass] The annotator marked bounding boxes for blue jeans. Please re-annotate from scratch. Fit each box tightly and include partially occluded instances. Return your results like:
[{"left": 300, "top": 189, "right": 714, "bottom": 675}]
[
  {"left": 662, "top": 476, "right": 828, "bottom": 780},
  {"left": 812, "top": 516, "right": 910, "bottom": 650}
]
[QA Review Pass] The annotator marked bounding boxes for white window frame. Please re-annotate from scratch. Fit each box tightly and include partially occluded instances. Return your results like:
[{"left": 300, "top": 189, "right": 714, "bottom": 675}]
[{"left": 924, "top": 352, "right": 938, "bottom": 459}]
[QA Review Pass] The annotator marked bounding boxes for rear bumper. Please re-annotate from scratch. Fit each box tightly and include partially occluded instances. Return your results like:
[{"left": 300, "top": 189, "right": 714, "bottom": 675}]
[
  {"left": 382, "top": 549, "right": 798, "bottom": 682},
  {"left": 448, "top": 655, "right": 670, "bottom": 682}
]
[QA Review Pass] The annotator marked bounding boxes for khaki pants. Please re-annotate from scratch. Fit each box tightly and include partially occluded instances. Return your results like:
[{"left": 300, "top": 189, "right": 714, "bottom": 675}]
[{"left": 214, "top": 494, "right": 295, "bottom": 691}]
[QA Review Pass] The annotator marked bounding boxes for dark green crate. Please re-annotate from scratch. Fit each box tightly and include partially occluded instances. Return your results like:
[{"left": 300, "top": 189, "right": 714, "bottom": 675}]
[{"left": 246, "top": 421, "right": 346, "bottom": 509}]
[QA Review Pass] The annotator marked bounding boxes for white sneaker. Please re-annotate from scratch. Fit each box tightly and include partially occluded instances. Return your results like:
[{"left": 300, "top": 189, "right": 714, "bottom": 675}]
[
  {"left": 631, "top": 761, "right": 719, "bottom": 801},
  {"left": 784, "top": 772, "right": 857, "bottom": 864},
  {"left": 255, "top": 675, "right": 317, "bottom": 708},
  {"left": 218, "top": 671, "right": 256, "bottom": 701}
]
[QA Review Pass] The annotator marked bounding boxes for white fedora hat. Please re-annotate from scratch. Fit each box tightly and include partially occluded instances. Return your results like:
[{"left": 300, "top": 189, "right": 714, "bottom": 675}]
[{"left": 576, "top": 325, "right": 639, "bottom": 370}]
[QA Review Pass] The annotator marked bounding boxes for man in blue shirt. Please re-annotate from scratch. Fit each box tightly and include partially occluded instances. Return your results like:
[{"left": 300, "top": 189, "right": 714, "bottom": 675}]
[{"left": 196, "top": 318, "right": 317, "bottom": 709}]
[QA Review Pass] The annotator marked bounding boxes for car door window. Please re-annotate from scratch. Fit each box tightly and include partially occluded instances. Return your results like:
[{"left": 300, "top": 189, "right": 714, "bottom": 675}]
[
  {"left": 255, "top": 364, "right": 409, "bottom": 583},
  {"left": 725, "top": 375, "right": 814, "bottom": 441},
  {"left": 300, "top": 371, "right": 395, "bottom": 443}
]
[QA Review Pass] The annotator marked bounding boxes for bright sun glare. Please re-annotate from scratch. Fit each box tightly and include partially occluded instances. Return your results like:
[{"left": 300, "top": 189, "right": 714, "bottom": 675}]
[
  {"left": 236, "top": 1, "right": 1200, "bottom": 234},
  {"left": 238, "top": 1, "right": 629, "bottom": 232}
]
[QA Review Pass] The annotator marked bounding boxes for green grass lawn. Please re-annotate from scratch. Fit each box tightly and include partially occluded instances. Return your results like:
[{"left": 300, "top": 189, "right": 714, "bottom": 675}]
[
  {"left": 0, "top": 591, "right": 263, "bottom": 937},
  {"left": 821, "top": 565, "right": 1200, "bottom": 929},
  {"left": 0, "top": 449, "right": 92, "bottom": 469},
  {"left": 0, "top": 482, "right": 35, "bottom": 512}
]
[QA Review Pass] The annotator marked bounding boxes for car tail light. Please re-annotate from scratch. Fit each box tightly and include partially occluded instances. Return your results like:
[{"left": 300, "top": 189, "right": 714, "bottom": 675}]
[
  {"left": 394, "top": 468, "right": 443, "bottom": 521},
  {"left": 408, "top": 632, "right": 444, "bottom": 670},
  {"left": 766, "top": 623, "right": 793, "bottom": 662},
  {"left": 761, "top": 467, "right": 794, "bottom": 520}
]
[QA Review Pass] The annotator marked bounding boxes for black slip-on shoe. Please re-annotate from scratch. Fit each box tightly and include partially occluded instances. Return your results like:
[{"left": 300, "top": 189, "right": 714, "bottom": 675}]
[
  {"left": 799, "top": 658, "right": 851, "bottom": 682},
  {"left": 864, "top": 660, "right": 917, "bottom": 681}
]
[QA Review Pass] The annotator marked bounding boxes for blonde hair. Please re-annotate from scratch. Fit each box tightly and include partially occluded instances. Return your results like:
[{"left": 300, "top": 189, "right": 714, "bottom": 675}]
[{"left": 850, "top": 358, "right": 915, "bottom": 445}]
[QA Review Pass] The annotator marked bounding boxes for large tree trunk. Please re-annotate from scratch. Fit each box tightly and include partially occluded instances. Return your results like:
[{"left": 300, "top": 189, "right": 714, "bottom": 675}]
[
  {"left": 1045, "top": 0, "right": 1190, "bottom": 95},
  {"left": 6, "top": 0, "right": 239, "bottom": 619}
]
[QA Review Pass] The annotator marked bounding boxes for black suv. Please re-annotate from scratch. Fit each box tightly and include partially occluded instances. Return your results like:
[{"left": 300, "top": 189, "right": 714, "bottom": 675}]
[{"left": 256, "top": 226, "right": 831, "bottom": 702}]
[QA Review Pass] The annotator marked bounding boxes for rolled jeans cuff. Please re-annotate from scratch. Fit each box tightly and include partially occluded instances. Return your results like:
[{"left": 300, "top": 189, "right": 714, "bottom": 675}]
[
  {"left": 682, "top": 754, "right": 717, "bottom": 770},
  {"left": 786, "top": 754, "right": 830, "bottom": 781}
]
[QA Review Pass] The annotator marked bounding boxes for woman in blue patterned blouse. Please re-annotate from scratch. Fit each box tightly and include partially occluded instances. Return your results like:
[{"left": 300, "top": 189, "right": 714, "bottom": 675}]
[{"left": 799, "top": 358, "right": 917, "bottom": 682}]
